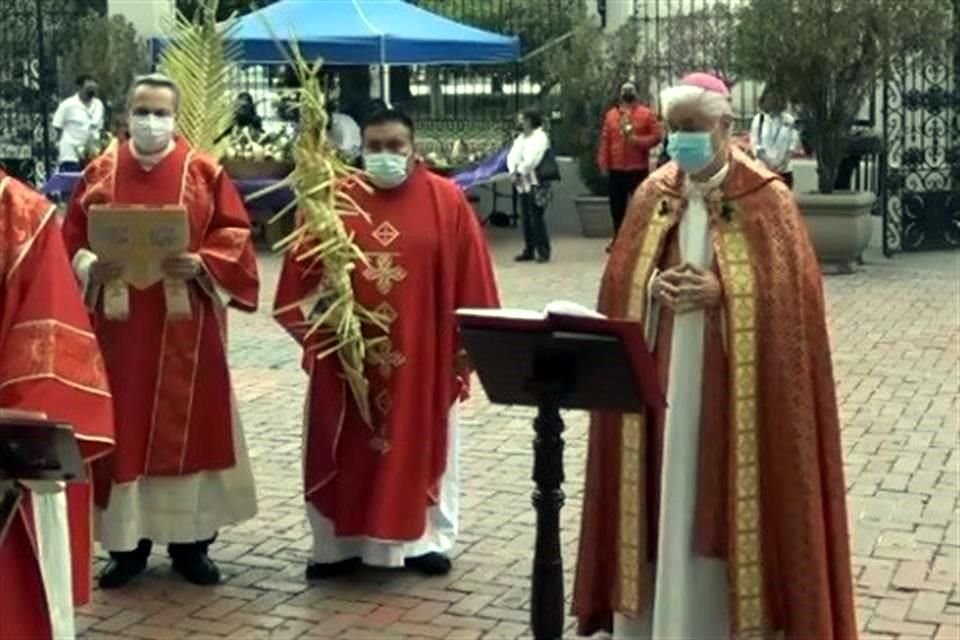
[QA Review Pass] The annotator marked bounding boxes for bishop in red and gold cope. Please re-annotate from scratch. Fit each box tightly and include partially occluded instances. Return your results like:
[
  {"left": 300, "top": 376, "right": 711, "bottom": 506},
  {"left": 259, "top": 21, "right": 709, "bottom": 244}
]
[{"left": 573, "top": 73, "right": 858, "bottom": 640}]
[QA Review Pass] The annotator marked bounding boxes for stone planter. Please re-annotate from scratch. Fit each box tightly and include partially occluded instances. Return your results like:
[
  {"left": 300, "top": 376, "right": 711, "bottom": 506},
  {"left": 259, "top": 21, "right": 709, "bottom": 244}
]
[
  {"left": 574, "top": 195, "right": 613, "bottom": 238},
  {"left": 795, "top": 191, "right": 875, "bottom": 272}
]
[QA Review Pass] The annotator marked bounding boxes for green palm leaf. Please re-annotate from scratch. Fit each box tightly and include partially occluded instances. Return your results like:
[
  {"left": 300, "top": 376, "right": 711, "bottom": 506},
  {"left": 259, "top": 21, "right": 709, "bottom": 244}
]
[{"left": 159, "top": 0, "right": 240, "bottom": 158}]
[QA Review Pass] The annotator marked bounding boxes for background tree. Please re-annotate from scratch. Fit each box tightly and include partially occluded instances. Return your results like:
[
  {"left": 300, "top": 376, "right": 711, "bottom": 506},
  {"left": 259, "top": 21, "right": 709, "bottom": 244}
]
[
  {"left": 176, "top": 0, "right": 279, "bottom": 19},
  {"left": 549, "top": 17, "right": 651, "bottom": 195},
  {"left": 735, "top": 0, "right": 952, "bottom": 193},
  {"left": 659, "top": 2, "right": 737, "bottom": 88},
  {"left": 58, "top": 12, "right": 151, "bottom": 125}
]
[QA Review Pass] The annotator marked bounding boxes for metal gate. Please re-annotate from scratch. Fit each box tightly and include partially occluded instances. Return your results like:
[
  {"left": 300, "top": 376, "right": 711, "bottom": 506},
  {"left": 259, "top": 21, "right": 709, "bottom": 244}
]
[
  {"left": 881, "top": 0, "right": 960, "bottom": 254},
  {"left": 0, "top": 0, "right": 101, "bottom": 185}
]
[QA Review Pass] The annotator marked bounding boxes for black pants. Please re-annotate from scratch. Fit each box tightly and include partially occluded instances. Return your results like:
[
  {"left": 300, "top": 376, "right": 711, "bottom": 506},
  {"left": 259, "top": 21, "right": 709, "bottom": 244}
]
[
  {"left": 110, "top": 536, "right": 215, "bottom": 562},
  {"left": 520, "top": 191, "right": 550, "bottom": 259},
  {"left": 608, "top": 169, "right": 648, "bottom": 235}
]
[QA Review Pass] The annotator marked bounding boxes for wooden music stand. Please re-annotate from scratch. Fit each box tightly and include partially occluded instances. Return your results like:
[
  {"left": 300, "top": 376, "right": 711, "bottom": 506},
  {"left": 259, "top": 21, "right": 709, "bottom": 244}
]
[
  {"left": 0, "top": 417, "right": 85, "bottom": 545},
  {"left": 456, "top": 310, "right": 664, "bottom": 640}
]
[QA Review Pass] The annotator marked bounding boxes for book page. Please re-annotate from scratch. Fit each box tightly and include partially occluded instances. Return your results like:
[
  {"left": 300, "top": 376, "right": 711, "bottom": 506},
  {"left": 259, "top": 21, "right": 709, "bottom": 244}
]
[
  {"left": 543, "top": 300, "right": 607, "bottom": 319},
  {"left": 456, "top": 307, "right": 545, "bottom": 320}
]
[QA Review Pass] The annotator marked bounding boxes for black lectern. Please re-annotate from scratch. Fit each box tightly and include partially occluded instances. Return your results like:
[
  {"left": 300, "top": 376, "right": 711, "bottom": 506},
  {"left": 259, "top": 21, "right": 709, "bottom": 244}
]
[
  {"left": 0, "top": 414, "right": 85, "bottom": 544},
  {"left": 456, "top": 309, "right": 664, "bottom": 640}
]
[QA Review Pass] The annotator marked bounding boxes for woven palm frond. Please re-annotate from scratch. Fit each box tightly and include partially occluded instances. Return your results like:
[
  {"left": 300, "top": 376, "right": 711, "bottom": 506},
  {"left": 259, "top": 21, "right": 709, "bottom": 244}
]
[
  {"left": 159, "top": 0, "right": 240, "bottom": 158},
  {"left": 250, "top": 41, "right": 385, "bottom": 427}
]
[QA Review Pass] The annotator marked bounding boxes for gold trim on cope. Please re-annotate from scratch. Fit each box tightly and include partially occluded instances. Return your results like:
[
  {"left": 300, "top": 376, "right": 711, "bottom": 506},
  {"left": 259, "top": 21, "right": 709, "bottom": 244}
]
[
  {"left": 616, "top": 204, "right": 677, "bottom": 615},
  {"left": 715, "top": 211, "right": 765, "bottom": 636}
]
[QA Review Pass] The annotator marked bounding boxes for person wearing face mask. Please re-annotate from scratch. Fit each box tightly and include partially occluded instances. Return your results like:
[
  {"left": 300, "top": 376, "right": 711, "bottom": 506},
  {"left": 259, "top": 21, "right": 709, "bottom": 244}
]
[
  {"left": 573, "top": 73, "right": 856, "bottom": 640},
  {"left": 52, "top": 74, "right": 105, "bottom": 172},
  {"left": 749, "top": 88, "right": 799, "bottom": 188},
  {"left": 597, "top": 81, "right": 663, "bottom": 247},
  {"left": 61, "top": 73, "right": 261, "bottom": 590},
  {"left": 274, "top": 109, "right": 500, "bottom": 579}
]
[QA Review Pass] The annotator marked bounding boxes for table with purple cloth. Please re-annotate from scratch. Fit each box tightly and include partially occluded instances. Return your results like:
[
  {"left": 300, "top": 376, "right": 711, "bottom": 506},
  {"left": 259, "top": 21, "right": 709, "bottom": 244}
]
[
  {"left": 41, "top": 148, "right": 511, "bottom": 233},
  {"left": 41, "top": 173, "right": 295, "bottom": 213}
]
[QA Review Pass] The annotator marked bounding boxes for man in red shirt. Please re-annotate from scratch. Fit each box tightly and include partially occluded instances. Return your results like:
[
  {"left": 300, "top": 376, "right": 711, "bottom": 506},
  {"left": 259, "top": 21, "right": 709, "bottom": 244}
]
[{"left": 597, "top": 81, "right": 663, "bottom": 243}]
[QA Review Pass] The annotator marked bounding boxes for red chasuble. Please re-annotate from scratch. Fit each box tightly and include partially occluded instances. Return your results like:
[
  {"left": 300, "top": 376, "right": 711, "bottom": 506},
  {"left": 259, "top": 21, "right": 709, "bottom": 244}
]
[
  {"left": 0, "top": 171, "right": 114, "bottom": 640},
  {"left": 572, "top": 148, "right": 857, "bottom": 639},
  {"left": 275, "top": 164, "right": 499, "bottom": 540},
  {"left": 62, "top": 139, "right": 259, "bottom": 507}
]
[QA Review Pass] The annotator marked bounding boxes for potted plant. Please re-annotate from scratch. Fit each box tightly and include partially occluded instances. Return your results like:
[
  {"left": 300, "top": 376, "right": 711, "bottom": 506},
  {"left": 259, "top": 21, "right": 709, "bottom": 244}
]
[
  {"left": 735, "top": 0, "right": 951, "bottom": 269},
  {"left": 551, "top": 17, "right": 646, "bottom": 238}
]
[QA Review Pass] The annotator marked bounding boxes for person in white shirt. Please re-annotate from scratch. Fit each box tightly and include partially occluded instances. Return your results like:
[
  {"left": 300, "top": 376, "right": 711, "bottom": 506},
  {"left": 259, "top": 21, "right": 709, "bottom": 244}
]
[
  {"left": 507, "top": 110, "right": 552, "bottom": 263},
  {"left": 328, "top": 102, "right": 362, "bottom": 162},
  {"left": 749, "top": 88, "right": 799, "bottom": 188},
  {"left": 52, "top": 74, "right": 105, "bottom": 172}
]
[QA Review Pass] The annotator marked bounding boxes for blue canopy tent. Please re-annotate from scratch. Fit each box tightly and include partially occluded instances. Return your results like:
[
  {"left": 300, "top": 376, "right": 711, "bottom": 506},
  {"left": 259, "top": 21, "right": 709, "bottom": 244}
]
[{"left": 229, "top": 0, "right": 520, "bottom": 66}]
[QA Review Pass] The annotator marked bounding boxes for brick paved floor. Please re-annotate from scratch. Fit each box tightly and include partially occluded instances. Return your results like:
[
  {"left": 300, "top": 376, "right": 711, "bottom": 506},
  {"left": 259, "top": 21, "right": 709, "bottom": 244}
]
[{"left": 77, "top": 231, "right": 959, "bottom": 640}]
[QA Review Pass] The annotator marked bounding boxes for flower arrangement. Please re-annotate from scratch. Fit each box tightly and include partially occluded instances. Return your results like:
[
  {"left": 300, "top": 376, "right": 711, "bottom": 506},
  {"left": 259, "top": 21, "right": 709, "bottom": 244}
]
[
  {"left": 77, "top": 130, "right": 116, "bottom": 168},
  {"left": 418, "top": 136, "right": 503, "bottom": 173},
  {"left": 223, "top": 126, "right": 296, "bottom": 164}
]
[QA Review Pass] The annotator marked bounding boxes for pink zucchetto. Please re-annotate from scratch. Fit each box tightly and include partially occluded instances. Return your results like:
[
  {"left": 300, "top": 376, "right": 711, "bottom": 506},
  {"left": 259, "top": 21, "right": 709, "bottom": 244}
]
[
  {"left": 679, "top": 72, "right": 731, "bottom": 97},
  {"left": 661, "top": 71, "right": 734, "bottom": 120}
]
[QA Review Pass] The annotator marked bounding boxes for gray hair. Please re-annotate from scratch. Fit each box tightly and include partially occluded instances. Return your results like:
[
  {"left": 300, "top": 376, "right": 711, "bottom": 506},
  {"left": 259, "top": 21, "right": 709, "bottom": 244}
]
[
  {"left": 660, "top": 84, "right": 733, "bottom": 121},
  {"left": 127, "top": 73, "right": 180, "bottom": 111}
]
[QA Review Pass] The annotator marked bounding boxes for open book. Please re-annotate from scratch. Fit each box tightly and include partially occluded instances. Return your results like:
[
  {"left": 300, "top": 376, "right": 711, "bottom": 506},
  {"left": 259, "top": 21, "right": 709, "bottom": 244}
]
[{"left": 456, "top": 301, "right": 665, "bottom": 409}]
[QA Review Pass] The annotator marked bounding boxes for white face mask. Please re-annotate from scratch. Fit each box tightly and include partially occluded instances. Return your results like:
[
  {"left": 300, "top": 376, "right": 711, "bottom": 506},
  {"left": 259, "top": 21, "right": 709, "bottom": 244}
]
[
  {"left": 363, "top": 151, "right": 411, "bottom": 189},
  {"left": 130, "top": 114, "right": 175, "bottom": 154}
]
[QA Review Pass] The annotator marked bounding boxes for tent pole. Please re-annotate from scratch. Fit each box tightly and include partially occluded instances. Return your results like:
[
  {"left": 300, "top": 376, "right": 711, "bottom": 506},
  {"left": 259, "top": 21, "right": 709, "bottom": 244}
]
[{"left": 382, "top": 64, "right": 392, "bottom": 107}]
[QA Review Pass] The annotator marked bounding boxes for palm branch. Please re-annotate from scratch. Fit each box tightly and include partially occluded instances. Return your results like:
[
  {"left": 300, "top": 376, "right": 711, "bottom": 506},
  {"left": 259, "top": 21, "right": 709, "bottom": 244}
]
[
  {"left": 159, "top": 0, "right": 239, "bottom": 158},
  {"left": 249, "top": 42, "right": 385, "bottom": 427}
]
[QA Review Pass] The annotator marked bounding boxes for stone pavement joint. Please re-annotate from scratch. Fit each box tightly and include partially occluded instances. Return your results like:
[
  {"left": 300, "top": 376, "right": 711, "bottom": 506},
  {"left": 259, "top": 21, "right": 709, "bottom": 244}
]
[{"left": 77, "top": 236, "right": 959, "bottom": 639}]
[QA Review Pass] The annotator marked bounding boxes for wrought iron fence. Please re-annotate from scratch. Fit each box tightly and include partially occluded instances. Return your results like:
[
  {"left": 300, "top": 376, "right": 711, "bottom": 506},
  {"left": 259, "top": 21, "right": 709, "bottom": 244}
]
[
  {"left": 404, "top": 0, "right": 576, "bottom": 119},
  {"left": 631, "top": 0, "right": 758, "bottom": 130},
  {"left": 881, "top": 0, "right": 959, "bottom": 254},
  {"left": 0, "top": 0, "right": 104, "bottom": 184}
]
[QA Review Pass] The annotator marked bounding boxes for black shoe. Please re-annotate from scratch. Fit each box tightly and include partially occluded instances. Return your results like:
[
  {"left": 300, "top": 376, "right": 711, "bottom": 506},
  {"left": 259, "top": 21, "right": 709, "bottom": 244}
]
[
  {"left": 99, "top": 540, "right": 151, "bottom": 589},
  {"left": 99, "top": 557, "right": 149, "bottom": 589},
  {"left": 171, "top": 552, "right": 221, "bottom": 586},
  {"left": 536, "top": 255, "right": 550, "bottom": 263},
  {"left": 514, "top": 253, "right": 535, "bottom": 262},
  {"left": 306, "top": 557, "right": 362, "bottom": 580},
  {"left": 404, "top": 552, "right": 452, "bottom": 576}
]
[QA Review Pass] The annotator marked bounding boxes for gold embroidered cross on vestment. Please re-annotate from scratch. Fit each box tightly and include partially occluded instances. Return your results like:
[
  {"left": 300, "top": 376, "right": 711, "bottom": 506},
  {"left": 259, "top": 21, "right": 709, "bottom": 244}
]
[{"left": 362, "top": 252, "right": 408, "bottom": 295}]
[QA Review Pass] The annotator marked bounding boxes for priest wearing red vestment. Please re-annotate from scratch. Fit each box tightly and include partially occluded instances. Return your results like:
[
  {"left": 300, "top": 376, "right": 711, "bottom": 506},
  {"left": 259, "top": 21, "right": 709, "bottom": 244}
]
[
  {"left": 274, "top": 109, "right": 500, "bottom": 578},
  {"left": 0, "top": 170, "right": 114, "bottom": 640},
  {"left": 572, "top": 73, "right": 858, "bottom": 639},
  {"left": 62, "top": 73, "right": 260, "bottom": 588}
]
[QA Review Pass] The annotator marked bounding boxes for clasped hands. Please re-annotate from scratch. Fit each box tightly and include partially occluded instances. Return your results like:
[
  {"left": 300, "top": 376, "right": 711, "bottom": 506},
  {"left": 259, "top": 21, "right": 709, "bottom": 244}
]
[
  {"left": 652, "top": 263, "right": 723, "bottom": 314},
  {"left": 89, "top": 253, "right": 203, "bottom": 285}
]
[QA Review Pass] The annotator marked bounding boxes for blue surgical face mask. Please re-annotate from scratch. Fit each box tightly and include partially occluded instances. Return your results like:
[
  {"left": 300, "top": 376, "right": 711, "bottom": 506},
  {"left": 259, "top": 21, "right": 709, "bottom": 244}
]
[
  {"left": 363, "top": 151, "right": 411, "bottom": 189},
  {"left": 667, "top": 131, "right": 715, "bottom": 174}
]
